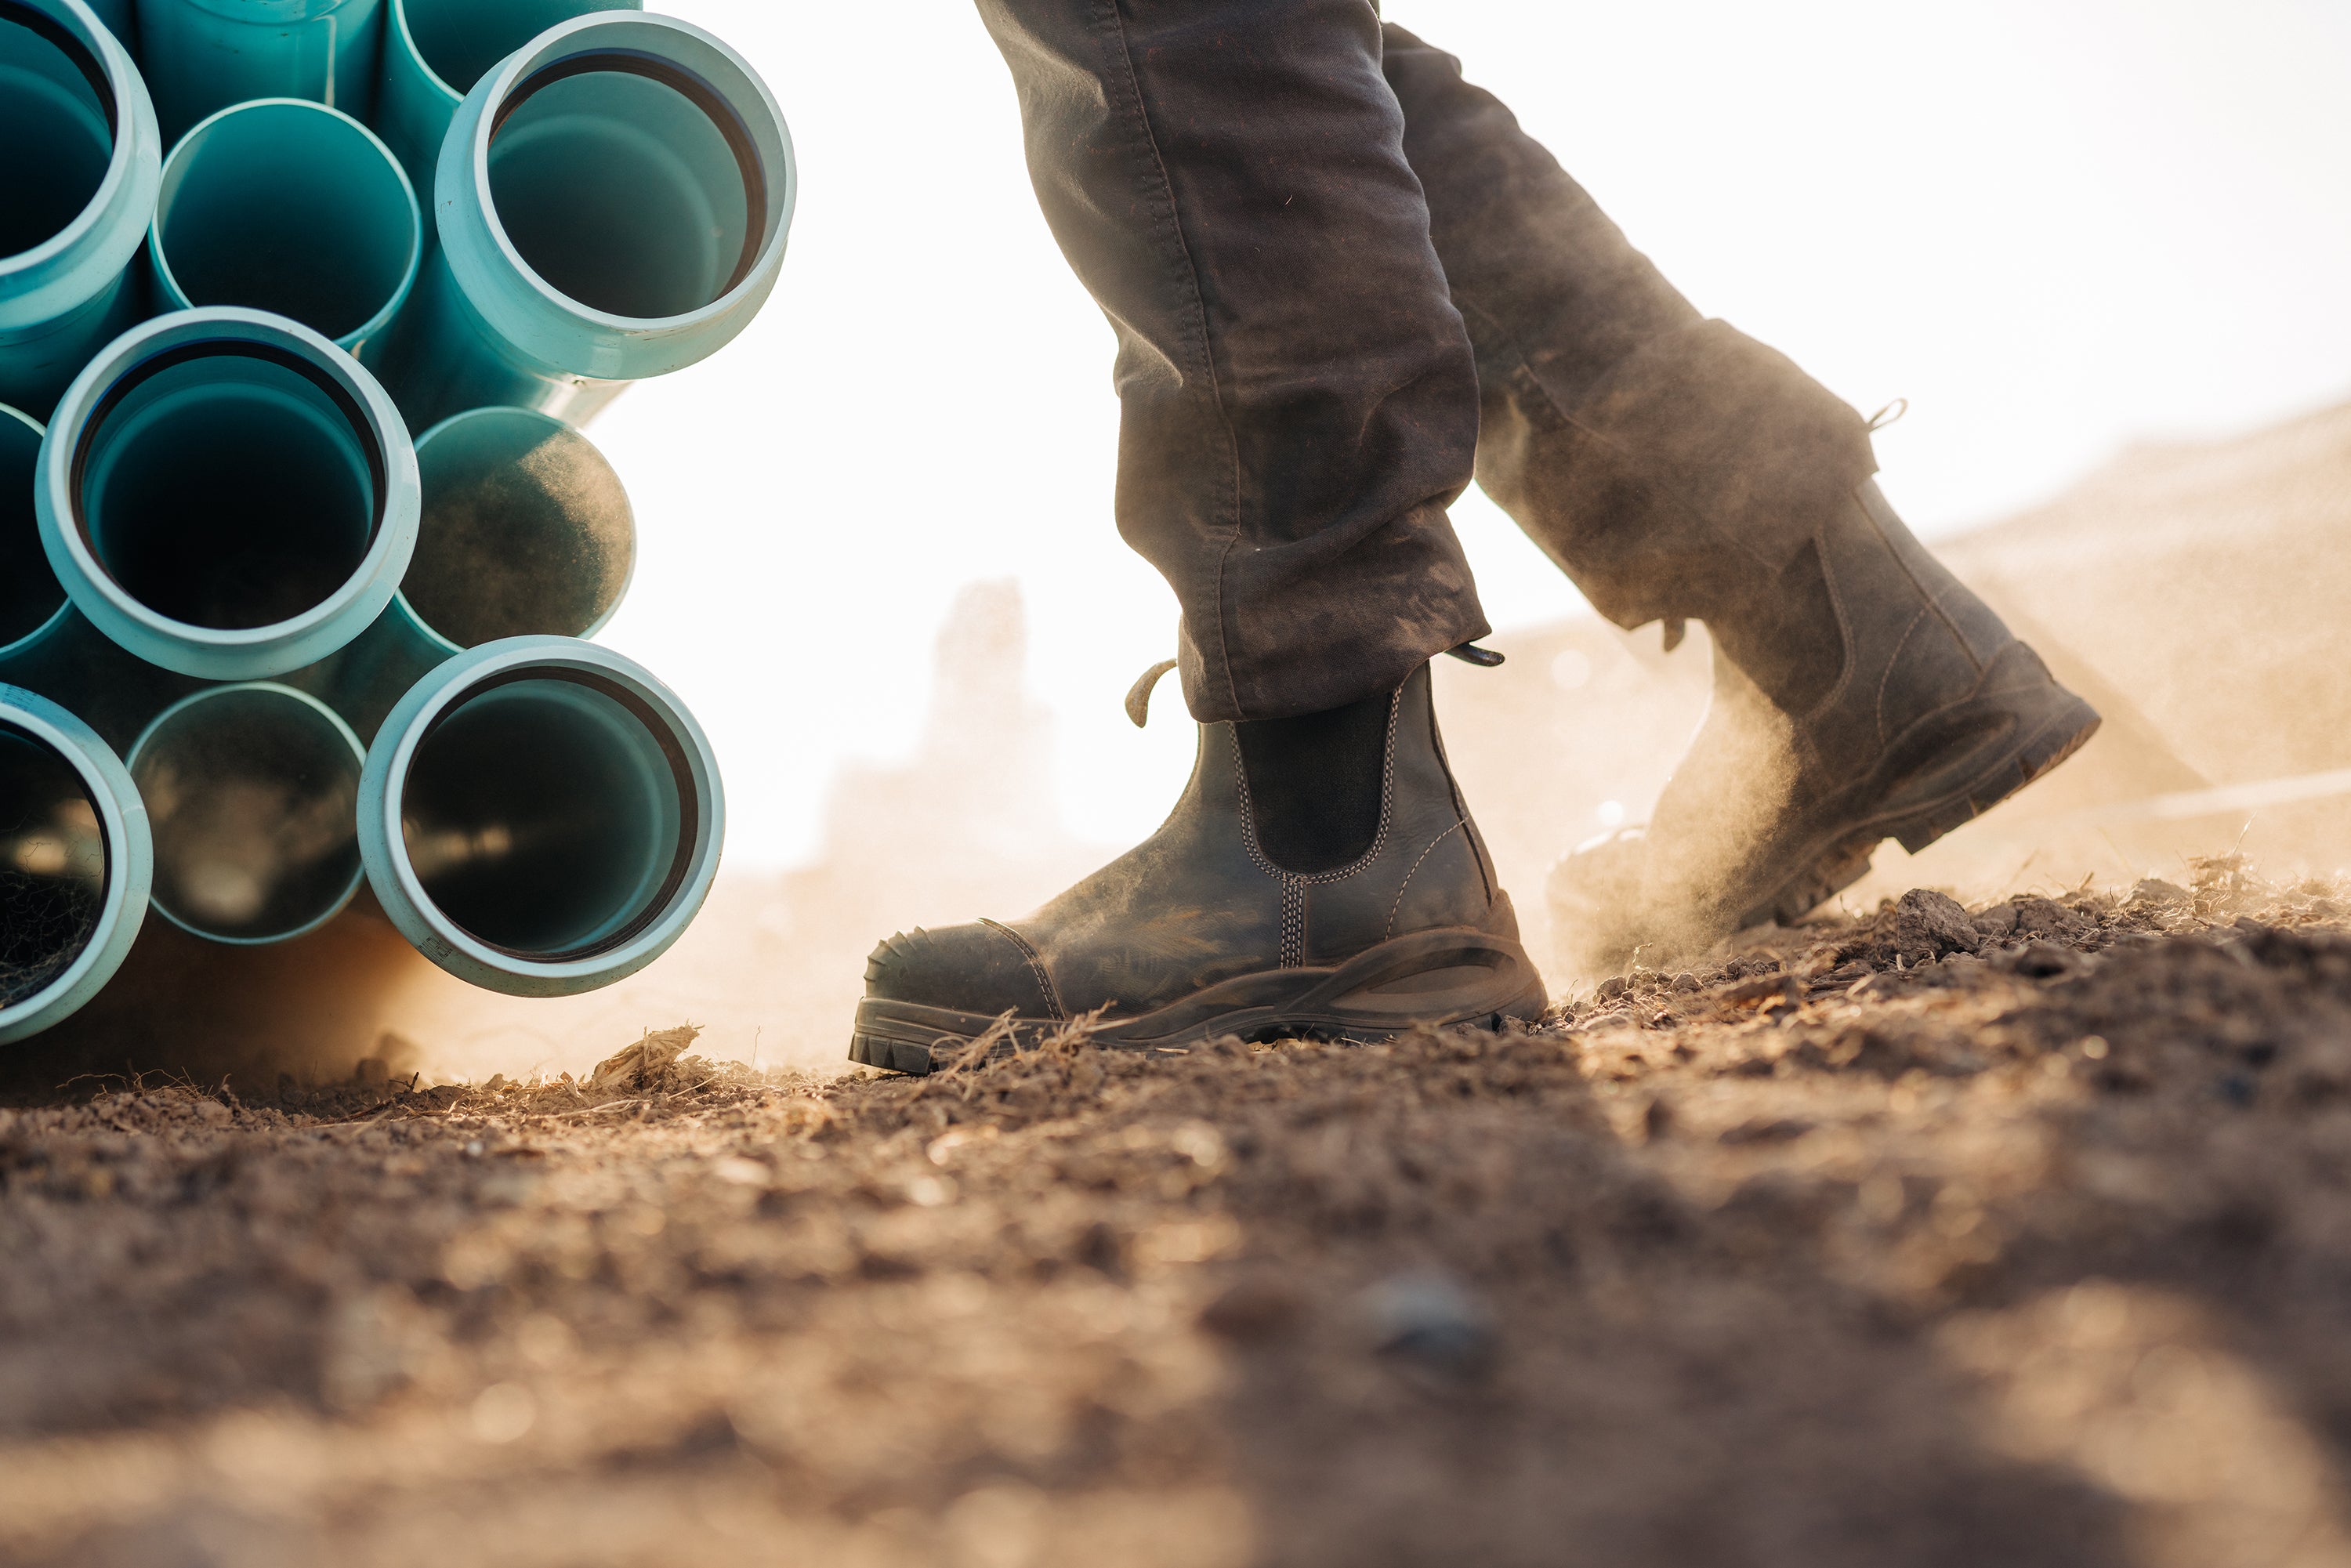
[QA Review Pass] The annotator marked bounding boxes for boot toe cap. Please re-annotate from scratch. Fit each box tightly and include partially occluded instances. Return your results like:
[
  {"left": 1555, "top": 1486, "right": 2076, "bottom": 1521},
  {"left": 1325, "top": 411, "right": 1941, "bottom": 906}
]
[{"left": 863, "top": 922, "right": 1060, "bottom": 1019}]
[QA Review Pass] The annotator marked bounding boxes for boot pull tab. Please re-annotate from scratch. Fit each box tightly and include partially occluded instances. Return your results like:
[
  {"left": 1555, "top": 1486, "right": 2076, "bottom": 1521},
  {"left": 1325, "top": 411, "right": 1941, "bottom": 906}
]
[
  {"left": 1444, "top": 641, "right": 1505, "bottom": 668},
  {"left": 1125, "top": 658, "right": 1179, "bottom": 728},
  {"left": 1867, "top": 397, "right": 1908, "bottom": 433},
  {"left": 1661, "top": 618, "right": 1687, "bottom": 654}
]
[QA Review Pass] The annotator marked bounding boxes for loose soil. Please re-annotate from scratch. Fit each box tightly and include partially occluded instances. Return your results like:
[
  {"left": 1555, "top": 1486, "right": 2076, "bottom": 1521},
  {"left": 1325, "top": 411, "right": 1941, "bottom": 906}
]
[{"left": 5, "top": 860, "right": 2351, "bottom": 1567}]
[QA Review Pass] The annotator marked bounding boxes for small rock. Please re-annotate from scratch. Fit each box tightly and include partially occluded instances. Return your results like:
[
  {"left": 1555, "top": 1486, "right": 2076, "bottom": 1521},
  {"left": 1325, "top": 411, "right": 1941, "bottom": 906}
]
[
  {"left": 1718, "top": 1116, "right": 1815, "bottom": 1146},
  {"left": 1362, "top": 1271, "right": 1497, "bottom": 1384},
  {"left": 2009, "top": 940, "right": 2080, "bottom": 980},
  {"left": 1198, "top": 1274, "right": 1306, "bottom": 1343},
  {"left": 1670, "top": 972, "right": 1700, "bottom": 994},
  {"left": 1596, "top": 975, "right": 1629, "bottom": 1003}
]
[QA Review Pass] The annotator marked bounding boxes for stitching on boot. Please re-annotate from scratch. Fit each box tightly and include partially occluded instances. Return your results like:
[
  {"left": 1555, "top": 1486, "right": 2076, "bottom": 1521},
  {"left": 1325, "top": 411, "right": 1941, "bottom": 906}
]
[
  {"left": 1875, "top": 607, "right": 1929, "bottom": 749},
  {"left": 1386, "top": 820, "right": 1467, "bottom": 940},
  {"left": 978, "top": 918, "right": 1067, "bottom": 1023},
  {"left": 1860, "top": 482, "right": 1985, "bottom": 673},
  {"left": 1279, "top": 878, "right": 1305, "bottom": 969}
]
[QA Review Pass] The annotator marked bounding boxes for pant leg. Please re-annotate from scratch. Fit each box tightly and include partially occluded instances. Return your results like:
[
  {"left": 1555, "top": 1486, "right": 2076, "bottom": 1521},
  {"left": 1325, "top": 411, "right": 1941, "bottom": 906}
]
[
  {"left": 975, "top": 0, "right": 1487, "bottom": 722},
  {"left": 1380, "top": 25, "right": 1878, "bottom": 634}
]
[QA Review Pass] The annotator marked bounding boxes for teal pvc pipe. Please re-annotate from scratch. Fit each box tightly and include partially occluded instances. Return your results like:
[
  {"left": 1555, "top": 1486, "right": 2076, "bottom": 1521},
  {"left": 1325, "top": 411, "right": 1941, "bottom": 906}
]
[
  {"left": 375, "top": 0, "right": 641, "bottom": 197},
  {"left": 403, "top": 406, "right": 633, "bottom": 646},
  {"left": 127, "top": 682, "right": 364, "bottom": 943},
  {"left": 358, "top": 636, "right": 722, "bottom": 995},
  {"left": 379, "top": 11, "right": 794, "bottom": 428},
  {"left": 133, "top": 0, "right": 384, "bottom": 147},
  {"left": 0, "top": 405, "right": 65, "bottom": 654},
  {"left": 0, "top": 0, "right": 159, "bottom": 420},
  {"left": 0, "top": 607, "right": 199, "bottom": 757},
  {"left": 2, "top": 407, "right": 197, "bottom": 751},
  {"left": 74, "top": 0, "right": 125, "bottom": 51},
  {"left": 150, "top": 99, "right": 420, "bottom": 368},
  {"left": 0, "top": 683, "right": 150, "bottom": 1045},
  {"left": 38, "top": 307, "right": 421, "bottom": 681}
]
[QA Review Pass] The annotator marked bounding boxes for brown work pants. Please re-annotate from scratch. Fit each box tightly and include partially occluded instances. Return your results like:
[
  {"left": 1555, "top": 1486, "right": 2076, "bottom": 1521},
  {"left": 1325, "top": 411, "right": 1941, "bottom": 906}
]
[{"left": 976, "top": 3, "right": 1875, "bottom": 722}]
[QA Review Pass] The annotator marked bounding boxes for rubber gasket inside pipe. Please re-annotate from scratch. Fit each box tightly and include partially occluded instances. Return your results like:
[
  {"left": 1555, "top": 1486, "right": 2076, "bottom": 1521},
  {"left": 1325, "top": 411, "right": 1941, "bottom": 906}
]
[{"left": 38, "top": 306, "right": 420, "bottom": 680}]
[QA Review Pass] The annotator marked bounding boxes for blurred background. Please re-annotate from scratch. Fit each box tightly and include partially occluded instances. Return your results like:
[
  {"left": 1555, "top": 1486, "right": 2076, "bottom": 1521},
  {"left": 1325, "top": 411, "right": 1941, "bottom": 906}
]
[{"left": 344, "top": 1, "right": 2351, "bottom": 1076}]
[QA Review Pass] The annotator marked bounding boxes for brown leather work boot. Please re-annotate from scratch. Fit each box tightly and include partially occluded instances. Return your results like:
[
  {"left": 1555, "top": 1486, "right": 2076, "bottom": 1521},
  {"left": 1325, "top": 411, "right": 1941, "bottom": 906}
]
[
  {"left": 1549, "top": 477, "right": 2101, "bottom": 975},
  {"left": 1474, "top": 320, "right": 2099, "bottom": 976},
  {"left": 849, "top": 664, "right": 1545, "bottom": 1074}
]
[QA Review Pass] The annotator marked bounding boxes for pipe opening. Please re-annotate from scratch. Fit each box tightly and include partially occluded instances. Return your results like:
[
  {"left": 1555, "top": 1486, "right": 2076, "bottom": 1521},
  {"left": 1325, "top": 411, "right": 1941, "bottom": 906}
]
[
  {"left": 73, "top": 341, "right": 385, "bottom": 632},
  {"left": 488, "top": 52, "right": 761, "bottom": 320},
  {"left": 0, "top": 411, "right": 61, "bottom": 647},
  {"left": 400, "top": 671, "right": 693, "bottom": 960},
  {"left": 404, "top": 0, "right": 615, "bottom": 98},
  {"left": 131, "top": 686, "right": 362, "bottom": 942},
  {"left": 404, "top": 408, "right": 632, "bottom": 645},
  {"left": 0, "top": 721, "right": 104, "bottom": 1009},
  {"left": 0, "top": 1, "right": 112, "bottom": 261},
  {"left": 155, "top": 103, "right": 418, "bottom": 344}
]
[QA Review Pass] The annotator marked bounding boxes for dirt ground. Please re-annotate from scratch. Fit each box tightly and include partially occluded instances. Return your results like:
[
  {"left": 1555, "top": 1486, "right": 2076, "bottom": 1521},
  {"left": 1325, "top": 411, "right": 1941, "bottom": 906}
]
[{"left": 5, "top": 860, "right": 2351, "bottom": 1566}]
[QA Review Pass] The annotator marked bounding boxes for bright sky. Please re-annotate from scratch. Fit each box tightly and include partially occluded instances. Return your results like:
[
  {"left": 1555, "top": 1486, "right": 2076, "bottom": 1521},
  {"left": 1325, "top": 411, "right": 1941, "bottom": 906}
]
[{"left": 586, "top": 1, "right": 2351, "bottom": 869}]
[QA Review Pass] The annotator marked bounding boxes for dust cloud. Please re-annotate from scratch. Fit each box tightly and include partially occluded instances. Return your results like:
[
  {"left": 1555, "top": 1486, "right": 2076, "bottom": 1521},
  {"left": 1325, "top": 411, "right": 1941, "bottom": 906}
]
[
  {"left": 1443, "top": 393, "right": 2351, "bottom": 986},
  {"left": 12, "top": 396, "right": 2351, "bottom": 1090}
]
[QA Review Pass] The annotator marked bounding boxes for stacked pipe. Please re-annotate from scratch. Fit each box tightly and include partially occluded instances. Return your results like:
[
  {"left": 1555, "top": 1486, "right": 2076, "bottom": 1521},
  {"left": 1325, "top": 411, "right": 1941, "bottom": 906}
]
[{"left": 0, "top": 0, "right": 790, "bottom": 1043}]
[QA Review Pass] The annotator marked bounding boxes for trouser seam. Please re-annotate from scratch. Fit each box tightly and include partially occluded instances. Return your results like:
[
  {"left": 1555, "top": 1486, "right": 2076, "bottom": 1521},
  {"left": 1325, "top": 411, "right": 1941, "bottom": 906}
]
[{"left": 1093, "top": 0, "right": 1247, "bottom": 719}]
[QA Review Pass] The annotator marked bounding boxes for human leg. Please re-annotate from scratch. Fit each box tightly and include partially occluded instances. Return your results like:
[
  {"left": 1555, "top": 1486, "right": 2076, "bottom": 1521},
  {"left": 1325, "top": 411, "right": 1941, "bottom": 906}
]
[
  {"left": 847, "top": 2, "right": 1544, "bottom": 1071},
  {"left": 976, "top": 0, "right": 1486, "bottom": 722},
  {"left": 1381, "top": 25, "right": 2100, "bottom": 972}
]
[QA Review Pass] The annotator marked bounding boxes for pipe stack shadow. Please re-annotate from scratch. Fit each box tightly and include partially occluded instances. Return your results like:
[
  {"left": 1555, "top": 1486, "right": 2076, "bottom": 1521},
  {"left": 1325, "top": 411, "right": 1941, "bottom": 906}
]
[{"left": 0, "top": 0, "right": 791, "bottom": 1079}]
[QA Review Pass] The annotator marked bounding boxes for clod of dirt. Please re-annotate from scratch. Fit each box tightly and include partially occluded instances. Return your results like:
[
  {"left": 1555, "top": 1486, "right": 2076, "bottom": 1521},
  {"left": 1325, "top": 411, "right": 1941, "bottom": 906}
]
[
  {"left": 1838, "top": 888, "right": 1983, "bottom": 967},
  {"left": 588, "top": 1024, "right": 701, "bottom": 1090}
]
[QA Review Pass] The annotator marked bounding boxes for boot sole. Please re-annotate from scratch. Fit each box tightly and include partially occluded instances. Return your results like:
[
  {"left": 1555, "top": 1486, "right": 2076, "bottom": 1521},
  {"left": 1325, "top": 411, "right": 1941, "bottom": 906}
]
[
  {"left": 1741, "top": 643, "right": 2103, "bottom": 929},
  {"left": 848, "top": 925, "right": 1548, "bottom": 1076}
]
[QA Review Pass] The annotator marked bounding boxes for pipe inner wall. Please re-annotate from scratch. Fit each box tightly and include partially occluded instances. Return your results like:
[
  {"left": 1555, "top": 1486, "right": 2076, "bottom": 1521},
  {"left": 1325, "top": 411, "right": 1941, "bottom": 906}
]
[
  {"left": 78, "top": 346, "right": 377, "bottom": 632},
  {"left": 42, "top": 309, "right": 422, "bottom": 680},
  {"left": 400, "top": 673, "right": 685, "bottom": 959},
  {"left": 151, "top": 100, "right": 419, "bottom": 359},
  {"left": 359, "top": 638, "right": 722, "bottom": 995},
  {"left": 129, "top": 683, "right": 363, "bottom": 943},
  {"left": 0, "top": 406, "right": 63, "bottom": 651},
  {"left": 0, "top": 686, "right": 147, "bottom": 1044},
  {"left": 0, "top": 721, "right": 103, "bottom": 1009},
  {"left": 0, "top": 3, "right": 111, "bottom": 262},
  {"left": 487, "top": 60, "right": 755, "bottom": 321},
  {"left": 404, "top": 407, "right": 632, "bottom": 645}
]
